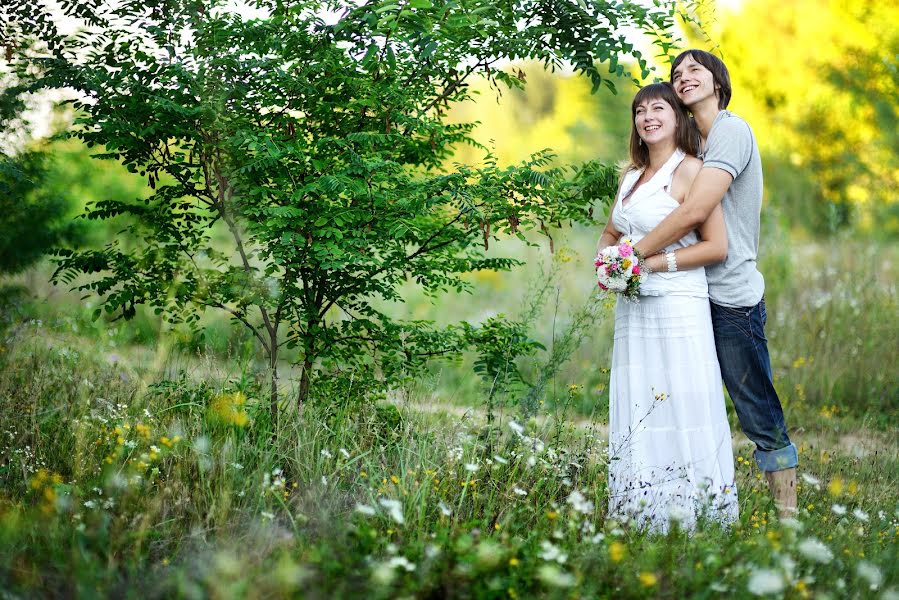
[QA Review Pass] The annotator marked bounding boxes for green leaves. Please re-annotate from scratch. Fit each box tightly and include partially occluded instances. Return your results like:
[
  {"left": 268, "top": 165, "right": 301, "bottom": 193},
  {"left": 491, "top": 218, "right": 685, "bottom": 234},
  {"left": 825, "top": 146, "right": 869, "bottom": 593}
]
[
  {"left": 0, "top": 152, "right": 84, "bottom": 275},
  {"left": 462, "top": 315, "right": 545, "bottom": 395}
]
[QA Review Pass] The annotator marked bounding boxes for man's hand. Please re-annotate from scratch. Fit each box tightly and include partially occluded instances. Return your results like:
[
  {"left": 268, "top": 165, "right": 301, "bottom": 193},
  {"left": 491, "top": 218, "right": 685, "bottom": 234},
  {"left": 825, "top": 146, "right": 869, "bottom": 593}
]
[{"left": 634, "top": 167, "right": 734, "bottom": 257}]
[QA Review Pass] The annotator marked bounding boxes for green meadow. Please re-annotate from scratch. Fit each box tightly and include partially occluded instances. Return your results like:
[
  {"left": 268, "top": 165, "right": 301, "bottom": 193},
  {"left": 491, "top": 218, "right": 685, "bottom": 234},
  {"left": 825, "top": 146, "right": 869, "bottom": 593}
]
[{"left": 2, "top": 0, "right": 898, "bottom": 597}]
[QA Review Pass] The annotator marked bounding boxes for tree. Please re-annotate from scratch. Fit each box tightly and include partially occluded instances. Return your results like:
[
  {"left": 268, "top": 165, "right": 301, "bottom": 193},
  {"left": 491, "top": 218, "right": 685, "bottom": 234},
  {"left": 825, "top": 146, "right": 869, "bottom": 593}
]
[
  {"left": 7, "top": 0, "right": 691, "bottom": 419},
  {"left": 0, "top": 151, "right": 82, "bottom": 275},
  {"left": 0, "top": 30, "right": 81, "bottom": 275}
]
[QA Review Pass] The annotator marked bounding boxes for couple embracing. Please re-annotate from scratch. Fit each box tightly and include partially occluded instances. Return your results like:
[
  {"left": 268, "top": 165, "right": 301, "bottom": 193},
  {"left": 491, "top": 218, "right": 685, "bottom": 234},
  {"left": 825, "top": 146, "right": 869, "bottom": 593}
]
[{"left": 597, "top": 50, "right": 798, "bottom": 532}]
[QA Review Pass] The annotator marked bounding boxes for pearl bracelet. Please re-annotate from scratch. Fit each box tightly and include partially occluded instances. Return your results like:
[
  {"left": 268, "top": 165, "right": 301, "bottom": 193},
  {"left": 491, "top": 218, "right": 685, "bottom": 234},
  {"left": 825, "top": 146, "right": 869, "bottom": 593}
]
[{"left": 665, "top": 251, "right": 677, "bottom": 273}]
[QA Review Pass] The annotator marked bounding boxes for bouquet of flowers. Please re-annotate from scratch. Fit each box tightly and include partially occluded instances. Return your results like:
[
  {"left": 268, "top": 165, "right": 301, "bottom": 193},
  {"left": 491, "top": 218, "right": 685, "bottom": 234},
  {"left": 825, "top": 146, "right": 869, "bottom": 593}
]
[{"left": 595, "top": 237, "right": 646, "bottom": 300}]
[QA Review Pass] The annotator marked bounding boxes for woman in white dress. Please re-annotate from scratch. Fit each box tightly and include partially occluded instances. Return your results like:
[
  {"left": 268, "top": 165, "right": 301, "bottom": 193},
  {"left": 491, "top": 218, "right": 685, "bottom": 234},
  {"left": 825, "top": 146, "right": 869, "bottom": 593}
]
[{"left": 597, "top": 82, "right": 738, "bottom": 533}]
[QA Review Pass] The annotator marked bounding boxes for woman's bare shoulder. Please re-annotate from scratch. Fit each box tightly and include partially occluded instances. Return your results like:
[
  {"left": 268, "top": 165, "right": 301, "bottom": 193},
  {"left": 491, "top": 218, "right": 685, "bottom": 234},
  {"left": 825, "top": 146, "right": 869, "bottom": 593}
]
[
  {"left": 677, "top": 155, "right": 703, "bottom": 179},
  {"left": 670, "top": 155, "right": 702, "bottom": 202}
]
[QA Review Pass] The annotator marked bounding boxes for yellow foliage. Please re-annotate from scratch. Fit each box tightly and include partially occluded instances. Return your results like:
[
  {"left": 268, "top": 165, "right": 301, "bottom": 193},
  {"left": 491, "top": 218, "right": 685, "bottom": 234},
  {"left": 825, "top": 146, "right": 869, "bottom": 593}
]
[
  {"left": 697, "top": 0, "right": 899, "bottom": 230},
  {"left": 439, "top": 3, "right": 899, "bottom": 233},
  {"left": 447, "top": 63, "right": 633, "bottom": 168}
]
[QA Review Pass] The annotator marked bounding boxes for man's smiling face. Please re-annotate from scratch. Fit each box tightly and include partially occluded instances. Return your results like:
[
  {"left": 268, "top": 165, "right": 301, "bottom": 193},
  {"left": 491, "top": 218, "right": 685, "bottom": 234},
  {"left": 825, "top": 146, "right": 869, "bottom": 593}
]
[{"left": 672, "top": 55, "right": 718, "bottom": 108}]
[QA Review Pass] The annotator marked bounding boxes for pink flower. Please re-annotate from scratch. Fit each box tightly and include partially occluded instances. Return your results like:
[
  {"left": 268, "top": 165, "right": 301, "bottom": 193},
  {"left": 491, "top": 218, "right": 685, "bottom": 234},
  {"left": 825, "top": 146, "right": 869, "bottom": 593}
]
[
  {"left": 632, "top": 265, "right": 640, "bottom": 275},
  {"left": 598, "top": 282, "right": 608, "bottom": 290},
  {"left": 618, "top": 243, "right": 633, "bottom": 257},
  {"left": 605, "top": 265, "right": 613, "bottom": 275}
]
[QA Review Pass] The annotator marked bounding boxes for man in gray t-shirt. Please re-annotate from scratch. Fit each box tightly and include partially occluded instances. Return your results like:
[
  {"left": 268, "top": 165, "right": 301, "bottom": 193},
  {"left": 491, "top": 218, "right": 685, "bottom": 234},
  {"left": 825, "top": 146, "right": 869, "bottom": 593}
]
[
  {"left": 701, "top": 111, "right": 765, "bottom": 307},
  {"left": 634, "top": 50, "right": 798, "bottom": 516}
]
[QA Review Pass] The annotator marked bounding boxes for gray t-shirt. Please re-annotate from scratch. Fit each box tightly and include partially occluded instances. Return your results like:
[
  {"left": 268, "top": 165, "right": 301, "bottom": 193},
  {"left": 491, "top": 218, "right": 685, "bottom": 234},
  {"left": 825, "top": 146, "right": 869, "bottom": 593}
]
[{"left": 701, "top": 111, "right": 765, "bottom": 307}]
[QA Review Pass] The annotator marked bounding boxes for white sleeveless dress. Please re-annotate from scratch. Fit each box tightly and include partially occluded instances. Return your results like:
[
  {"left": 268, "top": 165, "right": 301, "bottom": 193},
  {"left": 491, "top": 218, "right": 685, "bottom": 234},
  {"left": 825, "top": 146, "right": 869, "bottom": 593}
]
[{"left": 607, "top": 149, "right": 738, "bottom": 533}]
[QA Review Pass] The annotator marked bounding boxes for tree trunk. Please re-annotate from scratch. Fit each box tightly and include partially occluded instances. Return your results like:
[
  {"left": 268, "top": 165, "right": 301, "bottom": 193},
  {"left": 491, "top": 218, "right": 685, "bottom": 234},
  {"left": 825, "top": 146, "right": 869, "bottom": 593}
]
[
  {"left": 269, "top": 341, "right": 279, "bottom": 425},
  {"left": 298, "top": 356, "right": 312, "bottom": 411}
]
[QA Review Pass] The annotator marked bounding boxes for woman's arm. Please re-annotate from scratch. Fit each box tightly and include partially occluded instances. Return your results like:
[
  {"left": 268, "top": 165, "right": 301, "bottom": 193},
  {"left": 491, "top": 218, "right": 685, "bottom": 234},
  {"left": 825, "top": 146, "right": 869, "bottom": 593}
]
[
  {"left": 596, "top": 174, "right": 627, "bottom": 253},
  {"left": 597, "top": 213, "right": 623, "bottom": 254}
]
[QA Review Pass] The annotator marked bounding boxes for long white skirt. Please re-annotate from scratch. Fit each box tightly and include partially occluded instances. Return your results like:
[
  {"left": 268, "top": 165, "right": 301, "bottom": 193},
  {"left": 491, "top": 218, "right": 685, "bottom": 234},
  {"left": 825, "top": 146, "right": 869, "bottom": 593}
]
[{"left": 608, "top": 294, "right": 738, "bottom": 533}]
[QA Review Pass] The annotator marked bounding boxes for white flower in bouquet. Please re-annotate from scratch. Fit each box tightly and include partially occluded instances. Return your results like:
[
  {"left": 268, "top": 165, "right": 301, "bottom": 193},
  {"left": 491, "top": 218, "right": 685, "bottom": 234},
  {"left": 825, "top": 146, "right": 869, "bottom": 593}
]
[
  {"left": 595, "top": 237, "right": 645, "bottom": 300},
  {"left": 607, "top": 276, "right": 628, "bottom": 292}
]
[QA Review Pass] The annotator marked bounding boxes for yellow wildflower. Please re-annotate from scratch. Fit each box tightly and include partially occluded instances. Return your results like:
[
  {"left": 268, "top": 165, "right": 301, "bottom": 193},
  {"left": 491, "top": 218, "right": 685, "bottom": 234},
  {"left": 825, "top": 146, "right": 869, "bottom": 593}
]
[
  {"left": 209, "top": 392, "right": 251, "bottom": 427},
  {"left": 609, "top": 541, "right": 625, "bottom": 563},
  {"left": 29, "top": 469, "right": 48, "bottom": 490},
  {"left": 639, "top": 572, "right": 657, "bottom": 587},
  {"left": 828, "top": 477, "right": 844, "bottom": 497}
]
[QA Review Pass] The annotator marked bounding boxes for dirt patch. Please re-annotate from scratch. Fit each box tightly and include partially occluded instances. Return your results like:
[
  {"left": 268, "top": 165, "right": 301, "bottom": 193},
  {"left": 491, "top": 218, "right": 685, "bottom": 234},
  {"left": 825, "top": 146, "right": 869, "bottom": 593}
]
[{"left": 390, "top": 397, "right": 898, "bottom": 457}]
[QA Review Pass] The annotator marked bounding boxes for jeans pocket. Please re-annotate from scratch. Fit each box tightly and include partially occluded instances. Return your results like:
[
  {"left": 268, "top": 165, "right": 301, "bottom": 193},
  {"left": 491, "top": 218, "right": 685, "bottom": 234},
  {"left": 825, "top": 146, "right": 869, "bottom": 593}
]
[
  {"left": 719, "top": 305, "right": 752, "bottom": 324},
  {"left": 713, "top": 304, "right": 753, "bottom": 339}
]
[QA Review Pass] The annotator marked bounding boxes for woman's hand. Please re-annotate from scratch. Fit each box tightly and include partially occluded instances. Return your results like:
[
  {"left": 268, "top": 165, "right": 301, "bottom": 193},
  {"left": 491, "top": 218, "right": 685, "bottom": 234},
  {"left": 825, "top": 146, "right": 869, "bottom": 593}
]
[{"left": 596, "top": 233, "right": 620, "bottom": 256}]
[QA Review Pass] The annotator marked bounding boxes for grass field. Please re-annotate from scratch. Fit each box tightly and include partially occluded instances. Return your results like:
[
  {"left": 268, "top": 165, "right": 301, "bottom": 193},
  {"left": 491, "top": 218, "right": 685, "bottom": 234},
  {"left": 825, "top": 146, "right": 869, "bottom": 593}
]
[{"left": 0, "top": 236, "right": 896, "bottom": 598}]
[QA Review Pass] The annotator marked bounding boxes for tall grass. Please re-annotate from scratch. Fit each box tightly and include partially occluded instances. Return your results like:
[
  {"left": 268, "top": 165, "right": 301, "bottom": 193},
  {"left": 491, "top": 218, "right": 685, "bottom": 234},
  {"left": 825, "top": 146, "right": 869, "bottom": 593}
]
[
  {"left": 393, "top": 228, "right": 898, "bottom": 435},
  {"left": 764, "top": 239, "right": 898, "bottom": 428},
  {"left": 0, "top": 309, "right": 896, "bottom": 597}
]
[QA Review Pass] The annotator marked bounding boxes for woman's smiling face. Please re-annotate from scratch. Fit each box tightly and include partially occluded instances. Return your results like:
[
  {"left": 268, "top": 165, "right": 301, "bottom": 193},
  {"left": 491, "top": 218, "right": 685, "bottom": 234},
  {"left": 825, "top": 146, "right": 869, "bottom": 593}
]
[{"left": 634, "top": 96, "right": 678, "bottom": 147}]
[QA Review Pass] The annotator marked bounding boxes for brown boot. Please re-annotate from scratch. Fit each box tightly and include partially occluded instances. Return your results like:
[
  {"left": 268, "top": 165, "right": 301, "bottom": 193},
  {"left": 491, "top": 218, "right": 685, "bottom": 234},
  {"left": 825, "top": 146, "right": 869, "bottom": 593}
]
[{"left": 765, "top": 468, "right": 798, "bottom": 518}]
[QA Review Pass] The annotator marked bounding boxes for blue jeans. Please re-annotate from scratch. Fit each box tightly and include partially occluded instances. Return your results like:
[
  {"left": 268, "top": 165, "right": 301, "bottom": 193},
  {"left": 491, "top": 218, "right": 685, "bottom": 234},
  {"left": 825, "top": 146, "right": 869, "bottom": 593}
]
[{"left": 711, "top": 299, "right": 798, "bottom": 472}]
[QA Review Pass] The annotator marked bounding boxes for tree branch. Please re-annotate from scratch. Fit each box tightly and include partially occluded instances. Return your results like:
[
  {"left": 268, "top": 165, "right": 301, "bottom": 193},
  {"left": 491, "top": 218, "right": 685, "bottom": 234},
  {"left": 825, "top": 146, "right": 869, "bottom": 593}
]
[
  {"left": 203, "top": 300, "right": 271, "bottom": 355},
  {"left": 206, "top": 142, "right": 279, "bottom": 347}
]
